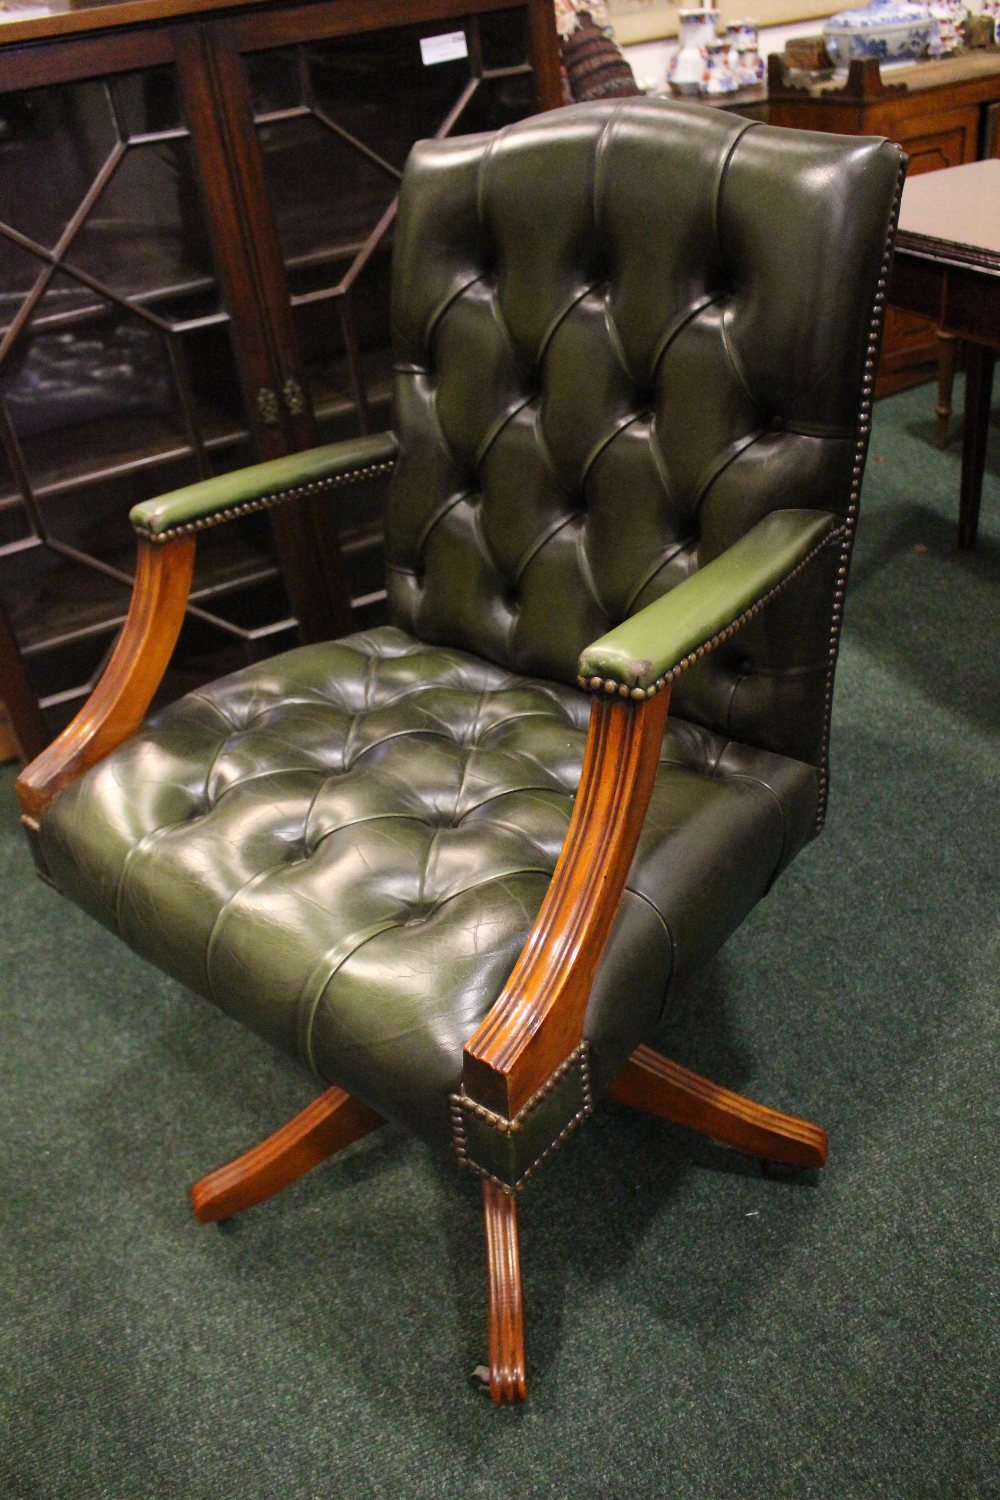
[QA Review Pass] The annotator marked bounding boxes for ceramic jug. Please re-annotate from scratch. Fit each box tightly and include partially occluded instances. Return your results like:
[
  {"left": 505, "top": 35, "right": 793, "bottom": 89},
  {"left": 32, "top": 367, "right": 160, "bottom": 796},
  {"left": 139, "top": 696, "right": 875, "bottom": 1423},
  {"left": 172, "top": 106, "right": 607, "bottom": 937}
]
[{"left": 668, "top": 7, "right": 719, "bottom": 93}]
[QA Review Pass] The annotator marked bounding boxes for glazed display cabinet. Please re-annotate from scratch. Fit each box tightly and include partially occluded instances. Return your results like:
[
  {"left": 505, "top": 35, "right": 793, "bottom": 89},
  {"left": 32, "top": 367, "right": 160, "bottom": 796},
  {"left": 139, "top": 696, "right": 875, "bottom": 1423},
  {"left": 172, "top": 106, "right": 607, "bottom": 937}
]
[{"left": 0, "top": 0, "right": 561, "bottom": 757}]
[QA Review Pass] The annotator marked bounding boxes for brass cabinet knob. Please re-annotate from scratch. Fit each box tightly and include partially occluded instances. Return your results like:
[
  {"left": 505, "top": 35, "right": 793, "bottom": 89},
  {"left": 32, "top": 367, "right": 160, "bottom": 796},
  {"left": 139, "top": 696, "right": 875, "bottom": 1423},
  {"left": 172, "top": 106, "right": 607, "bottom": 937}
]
[
  {"left": 256, "top": 386, "right": 281, "bottom": 426},
  {"left": 282, "top": 376, "right": 307, "bottom": 417}
]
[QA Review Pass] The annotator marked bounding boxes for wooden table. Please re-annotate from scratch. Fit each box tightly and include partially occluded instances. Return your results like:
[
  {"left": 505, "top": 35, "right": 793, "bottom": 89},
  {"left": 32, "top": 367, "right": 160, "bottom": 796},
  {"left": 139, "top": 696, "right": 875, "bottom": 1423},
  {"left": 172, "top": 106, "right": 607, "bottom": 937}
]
[
  {"left": 889, "top": 158, "right": 1000, "bottom": 549},
  {"left": 768, "top": 52, "right": 1000, "bottom": 398}
]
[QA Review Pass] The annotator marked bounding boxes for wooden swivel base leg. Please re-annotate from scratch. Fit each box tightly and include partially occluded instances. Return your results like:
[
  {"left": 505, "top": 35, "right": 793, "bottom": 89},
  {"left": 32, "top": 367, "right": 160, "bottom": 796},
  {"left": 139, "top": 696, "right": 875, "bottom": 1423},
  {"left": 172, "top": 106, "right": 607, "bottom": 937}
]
[
  {"left": 607, "top": 1044, "right": 828, "bottom": 1170},
  {"left": 190, "top": 1086, "right": 385, "bottom": 1223},
  {"left": 481, "top": 1180, "right": 527, "bottom": 1404}
]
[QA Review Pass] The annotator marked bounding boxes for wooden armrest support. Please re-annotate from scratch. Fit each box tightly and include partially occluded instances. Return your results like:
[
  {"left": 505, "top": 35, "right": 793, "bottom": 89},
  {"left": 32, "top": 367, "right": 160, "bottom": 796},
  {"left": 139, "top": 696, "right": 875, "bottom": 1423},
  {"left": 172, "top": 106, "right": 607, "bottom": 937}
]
[
  {"left": 462, "top": 515, "right": 841, "bottom": 1119},
  {"left": 16, "top": 534, "right": 195, "bottom": 824},
  {"left": 462, "top": 687, "right": 670, "bottom": 1121},
  {"left": 17, "top": 436, "right": 399, "bottom": 823}
]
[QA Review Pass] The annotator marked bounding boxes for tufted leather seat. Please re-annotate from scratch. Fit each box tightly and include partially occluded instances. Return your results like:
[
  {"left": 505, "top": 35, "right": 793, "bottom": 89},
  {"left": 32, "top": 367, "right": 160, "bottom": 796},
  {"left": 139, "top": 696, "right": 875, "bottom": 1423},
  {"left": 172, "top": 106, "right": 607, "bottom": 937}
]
[
  {"left": 41, "top": 625, "right": 817, "bottom": 1144},
  {"left": 18, "top": 98, "right": 904, "bottom": 1402}
]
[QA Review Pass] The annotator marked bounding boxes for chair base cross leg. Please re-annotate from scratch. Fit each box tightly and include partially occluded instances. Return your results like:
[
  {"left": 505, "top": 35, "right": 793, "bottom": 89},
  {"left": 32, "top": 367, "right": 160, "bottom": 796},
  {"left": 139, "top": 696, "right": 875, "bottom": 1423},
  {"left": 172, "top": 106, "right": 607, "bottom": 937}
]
[
  {"left": 607, "top": 1044, "right": 828, "bottom": 1170},
  {"left": 190, "top": 1085, "right": 385, "bottom": 1223}
]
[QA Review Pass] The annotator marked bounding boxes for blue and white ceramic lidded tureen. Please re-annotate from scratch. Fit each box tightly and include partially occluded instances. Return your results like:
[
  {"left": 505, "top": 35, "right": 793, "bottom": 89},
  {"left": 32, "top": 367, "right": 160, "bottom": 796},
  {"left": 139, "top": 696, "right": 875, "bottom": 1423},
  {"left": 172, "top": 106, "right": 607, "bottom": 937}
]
[{"left": 823, "top": 0, "right": 938, "bottom": 67}]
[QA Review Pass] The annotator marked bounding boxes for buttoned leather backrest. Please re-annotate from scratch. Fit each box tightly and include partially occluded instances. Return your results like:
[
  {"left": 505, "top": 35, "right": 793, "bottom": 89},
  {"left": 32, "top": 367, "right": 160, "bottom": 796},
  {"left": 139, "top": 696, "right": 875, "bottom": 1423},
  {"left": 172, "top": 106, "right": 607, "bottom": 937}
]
[{"left": 386, "top": 99, "right": 901, "bottom": 767}]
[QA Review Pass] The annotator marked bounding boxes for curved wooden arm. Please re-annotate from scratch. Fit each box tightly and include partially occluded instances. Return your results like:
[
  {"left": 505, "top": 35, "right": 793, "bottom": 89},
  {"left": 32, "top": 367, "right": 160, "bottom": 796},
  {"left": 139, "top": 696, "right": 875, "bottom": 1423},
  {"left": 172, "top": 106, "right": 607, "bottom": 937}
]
[
  {"left": 16, "top": 534, "right": 196, "bottom": 824},
  {"left": 462, "top": 686, "right": 670, "bottom": 1120}
]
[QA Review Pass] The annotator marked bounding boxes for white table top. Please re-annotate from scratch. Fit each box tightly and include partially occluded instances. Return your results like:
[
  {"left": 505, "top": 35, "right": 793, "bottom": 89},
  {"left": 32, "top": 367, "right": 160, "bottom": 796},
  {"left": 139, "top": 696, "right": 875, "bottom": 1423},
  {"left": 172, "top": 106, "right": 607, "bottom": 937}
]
[{"left": 897, "top": 158, "right": 1000, "bottom": 262}]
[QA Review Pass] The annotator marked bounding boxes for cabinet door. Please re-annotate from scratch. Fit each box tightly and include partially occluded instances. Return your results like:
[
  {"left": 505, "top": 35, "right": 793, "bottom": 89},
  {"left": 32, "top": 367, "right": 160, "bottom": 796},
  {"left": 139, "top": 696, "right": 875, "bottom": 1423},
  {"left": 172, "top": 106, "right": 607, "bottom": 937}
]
[
  {"left": 0, "top": 35, "right": 295, "bottom": 752},
  {"left": 206, "top": 0, "right": 559, "bottom": 626}
]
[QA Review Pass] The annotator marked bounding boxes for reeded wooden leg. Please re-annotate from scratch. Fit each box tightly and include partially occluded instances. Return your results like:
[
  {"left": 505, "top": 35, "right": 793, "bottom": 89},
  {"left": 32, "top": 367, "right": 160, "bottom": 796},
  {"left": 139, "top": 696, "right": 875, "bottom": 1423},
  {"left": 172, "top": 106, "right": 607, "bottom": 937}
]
[
  {"left": 481, "top": 1180, "right": 527, "bottom": 1404},
  {"left": 608, "top": 1044, "right": 827, "bottom": 1170},
  {"left": 190, "top": 1086, "right": 385, "bottom": 1223}
]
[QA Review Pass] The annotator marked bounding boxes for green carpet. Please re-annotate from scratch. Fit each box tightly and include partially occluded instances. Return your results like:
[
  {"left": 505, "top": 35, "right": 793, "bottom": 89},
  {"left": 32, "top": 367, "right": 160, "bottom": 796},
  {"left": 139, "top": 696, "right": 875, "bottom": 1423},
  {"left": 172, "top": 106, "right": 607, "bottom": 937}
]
[{"left": 1, "top": 382, "right": 997, "bottom": 1499}]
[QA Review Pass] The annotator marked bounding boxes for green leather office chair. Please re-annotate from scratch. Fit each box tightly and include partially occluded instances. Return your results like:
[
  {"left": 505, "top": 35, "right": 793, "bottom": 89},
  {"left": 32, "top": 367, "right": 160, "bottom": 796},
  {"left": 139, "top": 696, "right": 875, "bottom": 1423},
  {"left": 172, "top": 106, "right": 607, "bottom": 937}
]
[{"left": 16, "top": 100, "right": 904, "bottom": 1404}]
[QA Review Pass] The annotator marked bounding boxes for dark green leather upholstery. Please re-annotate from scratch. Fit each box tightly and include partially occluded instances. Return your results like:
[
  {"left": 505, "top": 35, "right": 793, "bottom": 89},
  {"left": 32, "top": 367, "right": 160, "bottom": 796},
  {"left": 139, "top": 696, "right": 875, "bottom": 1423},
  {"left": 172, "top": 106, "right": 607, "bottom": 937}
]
[
  {"left": 388, "top": 104, "right": 901, "bottom": 766},
  {"left": 39, "top": 626, "right": 819, "bottom": 1146},
  {"left": 130, "top": 432, "right": 399, "bottom": 540},
  {"left": 579, "top": 508, "right": 838, "bottom": 692},
  {"left": 34, "top": 100, "right": 903, "bottom": 1178}
]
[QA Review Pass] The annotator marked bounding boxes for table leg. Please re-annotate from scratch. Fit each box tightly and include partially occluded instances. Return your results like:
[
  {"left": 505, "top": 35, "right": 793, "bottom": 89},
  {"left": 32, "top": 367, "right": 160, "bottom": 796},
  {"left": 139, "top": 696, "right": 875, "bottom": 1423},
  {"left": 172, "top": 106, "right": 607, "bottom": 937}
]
[
  {"left": 959, "top": 341, "right": 996, "bottom": 551},
  {"left": 936, "top": 331, "right": 959, "bottom": 449}
]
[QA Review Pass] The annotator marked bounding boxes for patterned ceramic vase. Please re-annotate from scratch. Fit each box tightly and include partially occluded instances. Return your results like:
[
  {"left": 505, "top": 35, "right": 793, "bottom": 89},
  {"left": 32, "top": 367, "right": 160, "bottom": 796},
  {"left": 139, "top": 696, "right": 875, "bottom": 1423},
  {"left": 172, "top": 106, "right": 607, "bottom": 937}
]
[
  {"left": 726, "top": 20, "right": 764, "bottom": 84},
  {"left": 668, "top": 7, "right": 719, "bottom": 93},
  {"left": 927, "top": 0, "right": 965, "bottom": 53},
  {"left": 703, "top": 37, "right": 739, "bottom": 91}
]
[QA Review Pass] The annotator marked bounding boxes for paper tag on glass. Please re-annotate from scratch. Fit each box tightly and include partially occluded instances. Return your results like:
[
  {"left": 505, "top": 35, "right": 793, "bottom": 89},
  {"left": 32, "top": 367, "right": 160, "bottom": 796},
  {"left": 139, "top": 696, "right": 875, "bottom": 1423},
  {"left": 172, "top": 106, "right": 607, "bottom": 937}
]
[{"left": 420, "top": 31, "right": 468, "bottom": 65}]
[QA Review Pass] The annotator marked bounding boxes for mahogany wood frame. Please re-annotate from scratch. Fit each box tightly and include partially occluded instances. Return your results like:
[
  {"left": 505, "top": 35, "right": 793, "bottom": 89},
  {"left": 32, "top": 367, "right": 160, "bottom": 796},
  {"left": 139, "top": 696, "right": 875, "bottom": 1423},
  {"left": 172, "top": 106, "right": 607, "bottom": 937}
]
[
  {"left": 608, "top": 1045, "right": 828, "bottom": 1169},
  {"left": 16, "top": 535, "right": 195, "bottom": 826},
  {"left": 462, "top": 687, "right": 672, "bottom": 1121},
  {"left": 191, "top": 1086, "right": 385, "bottom": 1222}
]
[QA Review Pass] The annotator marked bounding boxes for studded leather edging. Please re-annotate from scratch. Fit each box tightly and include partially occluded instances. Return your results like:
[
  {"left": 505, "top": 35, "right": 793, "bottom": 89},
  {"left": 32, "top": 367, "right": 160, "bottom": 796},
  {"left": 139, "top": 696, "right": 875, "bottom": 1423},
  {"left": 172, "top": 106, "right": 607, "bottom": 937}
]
[
  {"left": 449, "top": 1041, "right": 594, "bottom": 1194},
  {"left": 815, "top": 150, "right": 906, "bottom": 834},
  {"left": 133, "top": 460, "right": 398, "bottom": 544},
  {"left": 575, "top": 523, "right": 845, "bottom": 701}
]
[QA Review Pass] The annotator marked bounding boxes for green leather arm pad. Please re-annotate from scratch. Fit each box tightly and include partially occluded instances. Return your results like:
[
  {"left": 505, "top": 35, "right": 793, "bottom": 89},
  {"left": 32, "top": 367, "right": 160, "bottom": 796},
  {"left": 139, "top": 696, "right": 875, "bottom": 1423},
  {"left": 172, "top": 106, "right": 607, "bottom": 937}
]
[
  {"left": 578, "top": 508, "right": 839, "bottom": 693},
  {"left": 130, "top": 431, "right": 399, "bottom": 539}
]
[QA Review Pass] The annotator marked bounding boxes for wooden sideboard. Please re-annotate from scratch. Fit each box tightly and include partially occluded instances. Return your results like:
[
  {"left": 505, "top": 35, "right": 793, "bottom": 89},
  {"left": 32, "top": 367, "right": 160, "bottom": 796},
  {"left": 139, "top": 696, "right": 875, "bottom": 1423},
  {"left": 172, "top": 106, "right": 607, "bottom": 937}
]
[
  {"left": 768, "top": 50, "right": 1000, "bottom": 394},
  {"left": 0, "top": 0, "right": 561, "bottom": 758}
]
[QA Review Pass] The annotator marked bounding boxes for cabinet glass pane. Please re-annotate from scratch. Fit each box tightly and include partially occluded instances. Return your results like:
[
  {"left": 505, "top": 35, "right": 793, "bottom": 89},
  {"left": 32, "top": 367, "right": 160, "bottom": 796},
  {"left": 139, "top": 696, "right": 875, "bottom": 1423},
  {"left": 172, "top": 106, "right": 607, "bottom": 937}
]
[
  {"left": 66, "top": 139, "right": 217, "bottom": 303},
  {"left": 255, "top": 111, "right": 398, "bottom": 266},
  {"left": 0, "top": 62, "right": 288, "bottom": 737},
  {"left": 0, "top": 444, "right": 29, "bottom": 549},
  {"left": 478, "top": 7, "right": 532, "bottom": 69},
  {"left": 239, "top": 6, "right": 544, "bottom": 630},
  {"left": 0, "top": 239, "right": 46, "bottom": 338},
  {"left": 3, "top": 289, "right": 178, "bottom": 456},
  {"left": 0, "top": 82, "right": 118, "bottom": 253},
  {"left": 248, "top": 11, "right": 536, "bottom": 272},
  {"left": 110, "top": 65, "right": 185, "bottom": 137}
]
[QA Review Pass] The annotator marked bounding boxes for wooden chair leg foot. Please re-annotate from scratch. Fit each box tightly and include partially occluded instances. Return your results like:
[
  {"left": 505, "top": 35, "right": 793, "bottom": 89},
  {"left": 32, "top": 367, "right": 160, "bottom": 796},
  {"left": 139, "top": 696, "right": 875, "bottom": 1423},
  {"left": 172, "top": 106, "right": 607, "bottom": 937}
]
[
  {"left": 481, "top": 1180, "right": 527, "bottom": 1404},
  {"left": 607, "top": 1044, "right": 827, "bottom": 1170},
  {"left": 190, "top": 1086, "right": 384, "bottom": 1223}
]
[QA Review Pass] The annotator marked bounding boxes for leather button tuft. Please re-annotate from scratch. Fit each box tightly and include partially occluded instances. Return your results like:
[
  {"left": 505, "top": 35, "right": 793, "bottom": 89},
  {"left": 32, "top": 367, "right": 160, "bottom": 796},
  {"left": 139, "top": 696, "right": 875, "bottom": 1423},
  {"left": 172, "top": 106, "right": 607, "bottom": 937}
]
[{"left": 424, "top": 807, "right": 461, "bottom": 828}]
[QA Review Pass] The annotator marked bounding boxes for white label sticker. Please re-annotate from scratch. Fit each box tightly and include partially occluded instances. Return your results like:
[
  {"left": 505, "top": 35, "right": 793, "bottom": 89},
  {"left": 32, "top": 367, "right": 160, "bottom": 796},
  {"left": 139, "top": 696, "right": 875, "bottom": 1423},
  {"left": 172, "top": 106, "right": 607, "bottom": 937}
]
[{"left": 420, "top": 30, "right": 469, "bottom": 65}]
